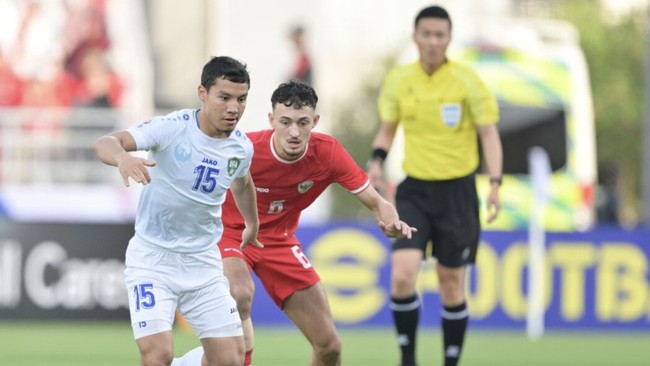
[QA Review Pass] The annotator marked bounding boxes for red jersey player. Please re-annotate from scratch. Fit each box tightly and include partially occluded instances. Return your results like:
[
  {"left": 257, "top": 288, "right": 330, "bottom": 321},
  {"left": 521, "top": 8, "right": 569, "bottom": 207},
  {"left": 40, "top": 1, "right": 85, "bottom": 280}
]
[{"left": 172, "top": 81, "right": 415, "bottom": 366}]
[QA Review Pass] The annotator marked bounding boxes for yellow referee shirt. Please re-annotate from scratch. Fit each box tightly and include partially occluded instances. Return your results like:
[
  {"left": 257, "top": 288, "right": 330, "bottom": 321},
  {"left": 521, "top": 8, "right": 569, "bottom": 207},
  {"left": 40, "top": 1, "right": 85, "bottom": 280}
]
[{"left": 378, "top": 60, "right": 499, "bottom": 181}]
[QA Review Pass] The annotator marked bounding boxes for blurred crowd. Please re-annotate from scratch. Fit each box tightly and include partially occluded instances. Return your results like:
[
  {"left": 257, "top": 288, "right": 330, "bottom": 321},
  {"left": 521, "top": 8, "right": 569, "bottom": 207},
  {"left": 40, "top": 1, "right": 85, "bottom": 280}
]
[{"left": 0, "top": 0, "right": 123, "bottom": 110}]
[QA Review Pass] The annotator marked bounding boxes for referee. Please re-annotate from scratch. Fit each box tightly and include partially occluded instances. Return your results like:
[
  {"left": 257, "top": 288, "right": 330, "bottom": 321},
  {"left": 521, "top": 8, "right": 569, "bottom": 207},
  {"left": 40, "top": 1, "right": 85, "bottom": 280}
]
[{"left": 367, "top": 5, "right": 503, "bottom": 366}]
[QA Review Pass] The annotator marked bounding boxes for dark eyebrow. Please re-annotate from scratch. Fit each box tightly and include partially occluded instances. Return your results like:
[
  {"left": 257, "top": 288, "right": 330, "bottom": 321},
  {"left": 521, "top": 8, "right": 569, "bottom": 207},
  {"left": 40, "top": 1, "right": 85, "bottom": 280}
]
[{"left": 217, "top": 91, "right": 248, "bottom": 99}]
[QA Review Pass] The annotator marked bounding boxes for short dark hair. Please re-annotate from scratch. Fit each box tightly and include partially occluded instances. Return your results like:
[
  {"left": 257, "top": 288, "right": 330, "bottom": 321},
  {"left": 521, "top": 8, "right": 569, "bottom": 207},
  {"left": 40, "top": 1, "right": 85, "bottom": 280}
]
[
  {"left": 290, "top": 25, "right": 305, "bottom": 37},
  {"left": 271, "top": 80, "right": 318, "bottom": 109},
  {"left": 201, "top": 56, "right": 250, "bottom": 89},
  {"left": 414, "top": 5, "right": 452, "bottom": 30}
]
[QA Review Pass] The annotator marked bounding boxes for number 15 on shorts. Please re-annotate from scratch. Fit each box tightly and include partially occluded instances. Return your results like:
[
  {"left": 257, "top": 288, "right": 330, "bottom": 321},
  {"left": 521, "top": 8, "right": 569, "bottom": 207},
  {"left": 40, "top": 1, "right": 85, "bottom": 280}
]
[{"left": 133, "top": 283, "right": 156, "bottom": 311}]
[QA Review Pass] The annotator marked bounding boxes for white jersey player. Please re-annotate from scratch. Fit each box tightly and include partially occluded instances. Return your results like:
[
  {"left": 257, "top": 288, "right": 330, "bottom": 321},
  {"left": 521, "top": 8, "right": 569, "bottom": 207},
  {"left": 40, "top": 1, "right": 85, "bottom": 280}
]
[{"left": 94, "top": 56, "right": 263, "bottom": 366}]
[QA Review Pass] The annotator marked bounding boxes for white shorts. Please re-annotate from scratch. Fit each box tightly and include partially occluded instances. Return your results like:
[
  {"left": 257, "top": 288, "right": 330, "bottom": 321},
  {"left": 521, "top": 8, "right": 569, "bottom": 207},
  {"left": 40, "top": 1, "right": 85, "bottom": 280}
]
[{"left": 124, "top": 238, "right": 243, "bottom": 340}]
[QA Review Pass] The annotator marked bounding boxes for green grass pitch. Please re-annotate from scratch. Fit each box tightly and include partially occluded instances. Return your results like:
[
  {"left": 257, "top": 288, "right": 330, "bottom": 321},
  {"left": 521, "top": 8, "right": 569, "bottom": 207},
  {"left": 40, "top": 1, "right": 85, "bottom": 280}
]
[{"left": 0, "top": 322, "right": 648, "bottom": 365}]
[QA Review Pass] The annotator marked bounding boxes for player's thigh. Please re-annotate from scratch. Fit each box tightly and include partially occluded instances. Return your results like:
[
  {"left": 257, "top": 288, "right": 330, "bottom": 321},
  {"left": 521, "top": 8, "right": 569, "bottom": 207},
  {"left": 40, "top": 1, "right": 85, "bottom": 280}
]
[
  {"left": 223, "top": 256, "right": 255, "bottom": 313},
  {"left": 255, "top": 244, "right": 320, "bottom": 308},
  {"left": 201, "top": 335, "right": 245, "bottom": 366},
  {"left": 126, "top": 278, "right": 177, "bottom": 339},
  {"left": 283, "top": 282, "right": 339, "bottom": 346},
  {"left": 135, "top": 330, "right": 173, "bottom": 363},
  {"left": 124, "top": 246, "right": 178, "bottom": 339},
  {"left": 178, "top": 277, "right": 243, "bottom": 340}
]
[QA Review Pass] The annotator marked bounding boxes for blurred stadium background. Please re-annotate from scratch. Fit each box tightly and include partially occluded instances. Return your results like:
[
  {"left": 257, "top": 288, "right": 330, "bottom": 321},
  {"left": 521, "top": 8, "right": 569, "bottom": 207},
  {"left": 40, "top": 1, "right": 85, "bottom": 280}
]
[{"left": 1, "top": 0, "right": 649, "bottom": 365}]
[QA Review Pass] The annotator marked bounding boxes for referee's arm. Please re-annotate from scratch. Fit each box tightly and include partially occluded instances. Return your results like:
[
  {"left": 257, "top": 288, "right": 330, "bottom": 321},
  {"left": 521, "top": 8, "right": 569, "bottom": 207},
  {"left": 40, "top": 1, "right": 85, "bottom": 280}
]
[
  {"left": 477, "top": 123, "right": 503, "bottom": 222},
  {"left": 367, "top": 121, "right": 398, "bottom": 192}
]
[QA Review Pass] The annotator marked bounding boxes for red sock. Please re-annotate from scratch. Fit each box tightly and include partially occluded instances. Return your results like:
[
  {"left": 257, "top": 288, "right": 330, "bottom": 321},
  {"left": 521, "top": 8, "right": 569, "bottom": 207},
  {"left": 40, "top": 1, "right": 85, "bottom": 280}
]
[{"left": 244, "top": 349, "right": 253, "bottom": 366}]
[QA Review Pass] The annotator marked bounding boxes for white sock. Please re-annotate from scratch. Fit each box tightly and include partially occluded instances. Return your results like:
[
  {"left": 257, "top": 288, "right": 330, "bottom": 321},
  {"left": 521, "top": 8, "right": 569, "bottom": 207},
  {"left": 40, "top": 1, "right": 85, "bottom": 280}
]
[{"left": 171, "top": 346, "right": 204, "bottom": 366}]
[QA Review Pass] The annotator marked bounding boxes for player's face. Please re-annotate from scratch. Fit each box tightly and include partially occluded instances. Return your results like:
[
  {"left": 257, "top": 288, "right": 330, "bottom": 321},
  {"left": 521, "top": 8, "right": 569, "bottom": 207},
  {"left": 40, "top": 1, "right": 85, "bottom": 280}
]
[
  {"left": 197, "top": 78, "right": 249, "bottom": 138},
  {"left": 269, "top": 103, "right": 320, "bottom": 161},
  {"left": 413, "top": 17, "right": 451, "bottom": 72}
]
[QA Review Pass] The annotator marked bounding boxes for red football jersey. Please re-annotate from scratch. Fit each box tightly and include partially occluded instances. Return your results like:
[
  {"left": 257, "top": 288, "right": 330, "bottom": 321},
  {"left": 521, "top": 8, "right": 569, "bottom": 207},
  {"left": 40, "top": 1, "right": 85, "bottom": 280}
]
[{"left": 222, "top": 129, "right": 369, "bottom": 244}]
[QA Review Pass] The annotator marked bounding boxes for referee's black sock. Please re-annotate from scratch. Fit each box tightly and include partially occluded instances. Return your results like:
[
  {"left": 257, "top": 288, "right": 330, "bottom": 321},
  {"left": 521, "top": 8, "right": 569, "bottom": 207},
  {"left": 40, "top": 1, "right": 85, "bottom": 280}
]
[
  {"left": 390, "top": 295, "right": 420, "bottom": 366},
  {"left": 441, "top": 302, "right": 469, "bottom": 366}
]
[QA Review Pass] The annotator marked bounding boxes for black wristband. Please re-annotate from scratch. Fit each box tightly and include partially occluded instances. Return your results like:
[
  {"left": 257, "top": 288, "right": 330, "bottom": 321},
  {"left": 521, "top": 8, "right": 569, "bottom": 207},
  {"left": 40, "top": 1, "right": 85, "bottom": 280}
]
[
  {"left": 371, "top": 148, "right": 388, "bottom": 163},
  {"left": 490, "top": 176, "right": 502, "bottom": 186}
]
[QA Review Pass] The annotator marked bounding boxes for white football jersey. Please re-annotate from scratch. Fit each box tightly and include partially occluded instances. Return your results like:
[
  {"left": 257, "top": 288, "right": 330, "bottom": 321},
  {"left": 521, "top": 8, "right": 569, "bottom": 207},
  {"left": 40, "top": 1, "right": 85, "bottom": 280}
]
[{"left": 127, "top": 109, "right": 253, "bottom": 253}]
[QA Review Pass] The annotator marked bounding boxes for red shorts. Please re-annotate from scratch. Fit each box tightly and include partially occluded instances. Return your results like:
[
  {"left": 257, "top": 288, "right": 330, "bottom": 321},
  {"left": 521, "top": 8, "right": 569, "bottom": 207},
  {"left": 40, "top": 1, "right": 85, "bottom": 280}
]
[{"left": 219, "top": 233, "right": 320, "bottom": 309}]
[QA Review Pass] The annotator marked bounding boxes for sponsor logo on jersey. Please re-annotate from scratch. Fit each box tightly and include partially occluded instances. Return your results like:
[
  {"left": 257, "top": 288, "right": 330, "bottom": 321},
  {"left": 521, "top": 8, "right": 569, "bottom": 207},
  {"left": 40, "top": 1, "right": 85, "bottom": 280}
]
[
  {"left": 227, "top": 158, "right": 241, "bottom": 176},
  {"left": 256, "top": 187, "right": 270, "bottom": 193},
  {"left": 174, "top": 142, "right": 192, "bottom": 162},
  {"left": 297, "top": 180, "right": 314, "bottom": 194},
  {"left": 201, "top": 157, "right": 218, "bottom": 166},
  {"left": 441, "top": 103, "right": 462, "bottom": 127},
  {"left": 223, "top": 247, "right": 243, "bottom": 255}
]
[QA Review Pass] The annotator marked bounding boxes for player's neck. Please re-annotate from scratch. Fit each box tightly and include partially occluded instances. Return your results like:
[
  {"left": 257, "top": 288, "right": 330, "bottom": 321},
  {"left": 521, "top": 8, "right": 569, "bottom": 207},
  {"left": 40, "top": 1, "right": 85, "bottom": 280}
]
[{"left": 197, "top": 109, "right": 230, "bottom": 139}]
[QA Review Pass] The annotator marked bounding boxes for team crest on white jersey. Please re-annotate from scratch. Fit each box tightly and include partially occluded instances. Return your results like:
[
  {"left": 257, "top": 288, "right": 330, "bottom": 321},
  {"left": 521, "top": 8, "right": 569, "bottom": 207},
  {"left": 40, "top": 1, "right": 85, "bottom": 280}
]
[
  {"left": 441, "top": 103, "right": 462, "bottom": 127},
  {"left": 174, "top": 142, "right": 192, "bottom": 162},
  {"left": 297, "top": 180, "right": 314, "bottom": 194},
  {"left": 228, "top": 158, "right": 241, "bottom": 176}
]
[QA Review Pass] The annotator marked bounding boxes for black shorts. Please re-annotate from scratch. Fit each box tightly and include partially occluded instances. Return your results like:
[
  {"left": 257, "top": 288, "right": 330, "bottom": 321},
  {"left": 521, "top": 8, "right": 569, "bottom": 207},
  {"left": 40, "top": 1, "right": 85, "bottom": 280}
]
[{"left": 392, "top": 175, "right": 480, "bottom": 267}]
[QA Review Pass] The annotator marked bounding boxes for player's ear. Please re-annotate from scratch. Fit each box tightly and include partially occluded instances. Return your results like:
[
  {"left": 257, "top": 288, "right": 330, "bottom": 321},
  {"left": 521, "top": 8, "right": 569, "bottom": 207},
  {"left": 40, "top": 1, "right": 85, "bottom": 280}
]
[
  {"left": 267, "top": 112, "right": 274, "bottom": 127},
  {"left": 198, "top": 85, "right": 207, "bottom": 103},
  {"left": 312, "top": 114, "right": 320, "bottom": 128}
]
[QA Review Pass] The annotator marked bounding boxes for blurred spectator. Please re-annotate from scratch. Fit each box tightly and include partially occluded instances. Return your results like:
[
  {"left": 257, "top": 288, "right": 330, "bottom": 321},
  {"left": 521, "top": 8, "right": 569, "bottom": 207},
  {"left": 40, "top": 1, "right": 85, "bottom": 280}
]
[
  {"left": 596, "top": 162, "right": 621, "bottom": 226},
  {"left": 288, "top": 25, "right": 313, "bottom": 85},
  {"left": 12, "top": 0, "right": 67, "bottom": 81},
  {"left": 73, "top": 47, "right": 123, "bottom": 107},
  {"left": 20, "top": 59, "right": 77, "bottom": 108},
  {"left": 63, "top": 0, "right": 110, "bottom": 78},
  {"left": 19, "top": 59, "right": 76, "bottom": 134},
  {"left": 0, "top": 0, "right": 21, "bottom": 58},
  {"left": 0, "top": 52, "right": 22, "bottom": 106},
  {"left": 0, "top": 0, "right": 121, "bottom": 110}
]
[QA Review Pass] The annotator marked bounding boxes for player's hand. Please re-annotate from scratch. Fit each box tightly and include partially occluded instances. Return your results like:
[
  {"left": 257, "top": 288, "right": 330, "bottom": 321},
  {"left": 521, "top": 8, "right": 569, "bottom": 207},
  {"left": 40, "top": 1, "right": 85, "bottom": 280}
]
[
  {"left": 378, "top": 220, "right": 417, "bottom": 239},
  {"left": 240, "top": 225, "right": 264, "bottom": 250},
  {"left": 116, "top": 153, "right": 157, "bottom": 187}
]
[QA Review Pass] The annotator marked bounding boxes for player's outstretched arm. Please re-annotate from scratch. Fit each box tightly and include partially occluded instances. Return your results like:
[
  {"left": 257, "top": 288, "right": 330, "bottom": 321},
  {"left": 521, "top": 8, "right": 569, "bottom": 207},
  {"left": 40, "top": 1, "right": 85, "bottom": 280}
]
[
  {"left": 355, "top": 185, "right": 416, "bottom": 239},
  {"left": 93, "top": 131, "right": 156, "bottom": 187},
  {"left": 231, "top": 171, "right": 263, "bottom": 250}
]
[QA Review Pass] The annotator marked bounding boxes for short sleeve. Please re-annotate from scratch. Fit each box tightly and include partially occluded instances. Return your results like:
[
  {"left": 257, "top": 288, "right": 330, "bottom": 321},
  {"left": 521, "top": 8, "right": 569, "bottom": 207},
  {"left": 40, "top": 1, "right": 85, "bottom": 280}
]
[
  {"left": 377, "top": 68, "right": 400, "bottom": 123},
  {"left": 329, "top": 139, "right": 370, "bottom": 194},
  {"left": 467, "top": 73, "right": 499, "bottom": 126},
  {"left": 127, "top": 116, "right": 184, "bottom": 152}
]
